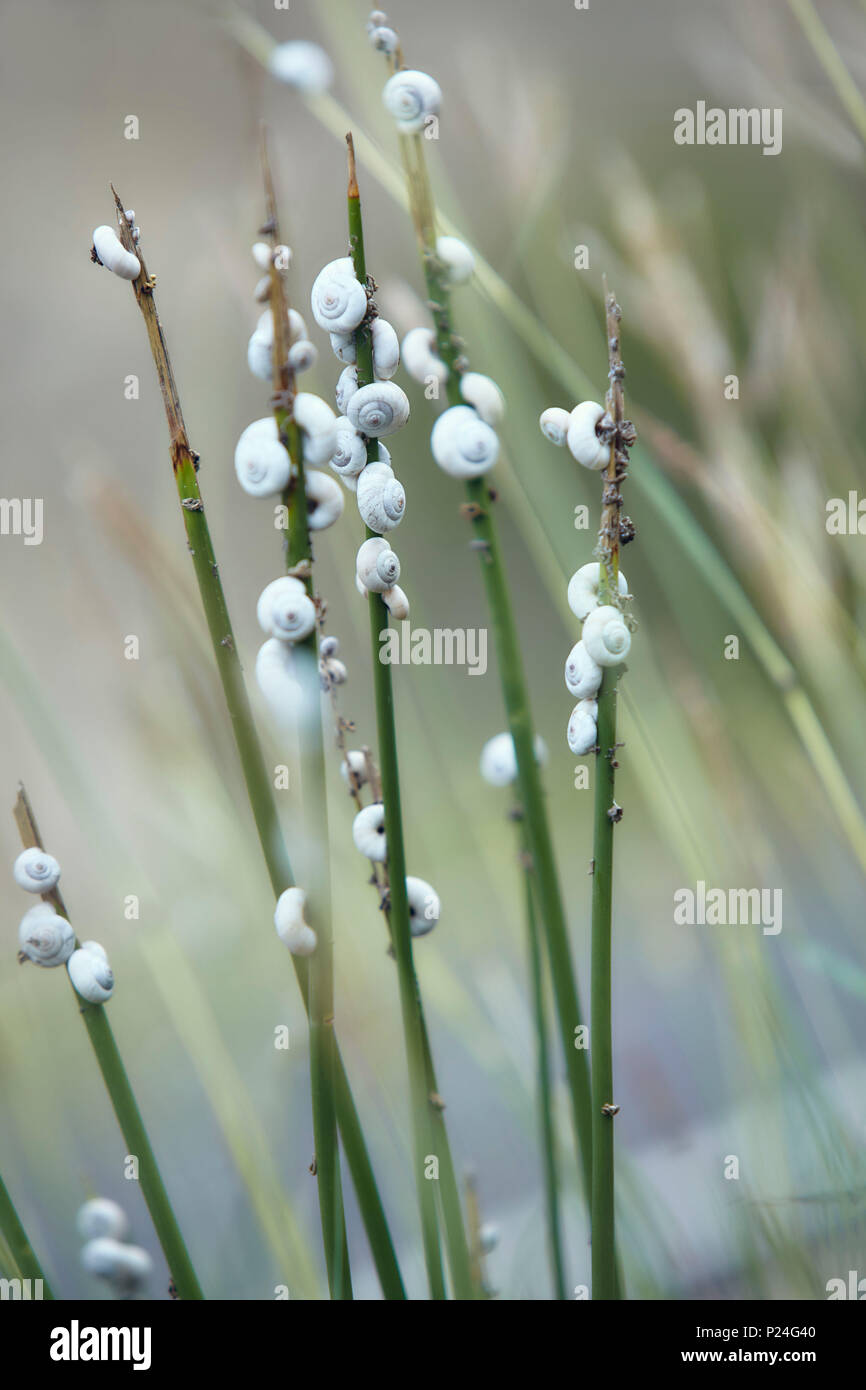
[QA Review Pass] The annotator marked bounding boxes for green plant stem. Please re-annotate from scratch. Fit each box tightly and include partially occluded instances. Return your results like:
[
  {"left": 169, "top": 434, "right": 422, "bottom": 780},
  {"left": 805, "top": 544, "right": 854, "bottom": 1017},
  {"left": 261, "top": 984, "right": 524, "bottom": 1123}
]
[
  {"left": 0, "top": 1169, "right": 55, "bottom": 1298},
  {"left": 519, "top": 818, "right": 567, "bottom": 1301},
  {"left": 589, "top": 676, "right": 617, "bottom": 1300},
  {"left": 347, "top": 139, "right": 474, "bottom": 1298},
  {"left": 108, "top": 190, "right": 404, "bottom": 1300},
  {"left": 13, "top": 785, "right": 202, "bottom": 1299}
]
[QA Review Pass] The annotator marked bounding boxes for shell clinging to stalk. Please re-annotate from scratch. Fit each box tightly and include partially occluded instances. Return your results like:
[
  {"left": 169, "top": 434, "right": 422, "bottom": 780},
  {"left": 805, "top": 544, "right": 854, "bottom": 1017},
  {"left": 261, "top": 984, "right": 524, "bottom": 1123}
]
[
  {"left": 13, "top": 846, "right": 61, "bottom": 893},
  {"left": 356, "top": 462, "right": 406, "bottom": 533}
]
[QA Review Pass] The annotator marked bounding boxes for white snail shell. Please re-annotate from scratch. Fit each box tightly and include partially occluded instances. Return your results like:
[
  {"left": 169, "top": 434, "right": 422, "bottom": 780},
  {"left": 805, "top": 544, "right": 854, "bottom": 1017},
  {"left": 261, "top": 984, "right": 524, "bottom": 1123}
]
[
  {"left": 370, "top": 317, "right": 400, "bottom": 380},
  {"left": 347, "top": 381, "right": 410, "bottom": 438},
  {"left": 382, "top": 585, "right": 410, "bottom": 620},
  {"left": 479, "top": 1222, "right": 500, "bottom": 1254},
  {"left": 539, "top": 406, "right": 572, "bottom": 447},
  {"left": 340, "top": 750, "right": 368, "bottom": 789},
  {"left": 320, "top": 635, "right": 340, "bottom": 659},
  {"left": 356, "top": 462, "right": 406, "bottom": 533},
  {"left": 352, "top": 803, "right": 387, "bottom": 861},
  {"left": 287, "top": 308, "right": 307, "bottom": 343},
  {"left": 293, "top": 392, "right": 338, "bottom": 466},
  {"left": 81, "top": 1237, "right": 152, "bottom": 1290},
  {"left": 406, "top": 876, "right": 440, "bottom": 936},
  {"left": 234, "top": 420, "right": 292, "bottom": 498},
  {"left": 369, "top": 24, "right": 399, "bottom": 55},
  {"left": 254, "top": 275, "right": 271, "bottom": 303},
  {"left": 335, "top": 364, "right": 359, "bottom": 415},
  {"left": 330, "top": 331, "right": 357, "bottom": 364},
  {"left": 329, "top": 417, "right": 368, "bottom": 478},
  {"left": 320, "top": 656, "right": 348, "bottom": 686},
  {"left": 77, "top": 1198, "right": 129, "bottom": 1243},
  {"left": 92, "top": 225, "right": 140, "bottom": 281},
  {"left": 567, "top": 699, "right": 599, "bottom": 755},
  {"left": 80, "top": 940, "right": 110, "bottom": 964},
  {"left": 356, "top": 537, "right": 401, "bottom": 592},
  {"left": 274, "top": 887, "right": 317, "bottom": 957},
  {"left": 68, "top": 946, "right": 114, "bottom": 1003},
  {"left": 255, "top": 639, "right": 305, "bottom": 726},
  {"left": 247, "top": 329, "right": 273, "bottom": 382},
  {"left": 305, "top": 469, "right": 344, "bottom": 531},
  {"left": 310, "top": 258, "right": 367, "bottom": 335},
  {"left": 581, "top": 605, "right": 631, "bottom": 666},
  {"left": 288, "top": 339, "right": 318, "bottom": 373},
  {"left": 479, "top": 731, "right": 548, "bottom": 787},
  {"left": 459, "top": 372, "right": 505, "bottom": 426},
  {"left": 567, "top": 563, "right": 629, "bottom": 621},
  {"left": 383, "top": 69, "right": 442, "bottom": 133},
  {"left": 252, "top": 241, "right": 272, "bottom": 271},
  {"left": 18, "top": 905, "right": 74, "bottom": 967},
  {"left": 257, "top": 576, "right": 316, "bottom": 643},
  {"left": 401, "top": 327, "right": 448, "bottom": 386},
  {"left": 564, "top": 640, "right": 603, "bottom": 699},
  {"left": 436, "top": 235, "right": 474, "bottom": 285},
  {"left": 268, "top": 40, "right": 334, "bottom": 93},
  {"left": 14, "top": 846, "right": 61, "bottom": 893},
  {"left": 567, "top": 400, "right": 610, "bottom": 470},
  {"left": 430, "top": 404, "right": 498, "bottom": 478}
]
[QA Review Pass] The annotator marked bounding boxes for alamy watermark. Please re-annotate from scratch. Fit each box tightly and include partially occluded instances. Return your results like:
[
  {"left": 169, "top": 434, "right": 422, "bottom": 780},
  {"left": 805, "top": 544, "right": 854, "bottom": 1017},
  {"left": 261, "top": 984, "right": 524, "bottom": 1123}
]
[
  {"left": 0, "top": 497, "right": 43, "bottom": 545},
  {"left": 379, "top": 621, "right": 487, "bottom": 676},
  {"left": 674, "top": 102, "right": 782, "bottom": 156},
  {"left": 674, "top": 880, "right": 782, "bottom": 935}
]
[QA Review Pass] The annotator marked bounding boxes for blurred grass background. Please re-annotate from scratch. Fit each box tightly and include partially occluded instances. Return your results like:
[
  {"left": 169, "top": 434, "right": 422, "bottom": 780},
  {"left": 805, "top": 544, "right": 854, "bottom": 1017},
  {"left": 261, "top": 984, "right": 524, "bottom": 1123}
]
[{"left": 1, "top": 0, "right": 865, "bottom": 1299}]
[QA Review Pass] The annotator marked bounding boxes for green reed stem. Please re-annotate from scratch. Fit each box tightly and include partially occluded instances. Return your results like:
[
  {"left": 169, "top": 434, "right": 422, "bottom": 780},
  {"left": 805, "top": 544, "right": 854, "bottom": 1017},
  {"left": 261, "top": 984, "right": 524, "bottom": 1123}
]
[
  {"left": 589, "top": 673, "right": 617, "bottom": 1299},
  {"left": 108, "top": 190, "right": 404, "bottom": 1300},
  {"left": 0, "top": 1168, "right": 55, "bottom": 1298},
  {"left": 13, "top": 785, "right": 202, "bottom": 1299}
]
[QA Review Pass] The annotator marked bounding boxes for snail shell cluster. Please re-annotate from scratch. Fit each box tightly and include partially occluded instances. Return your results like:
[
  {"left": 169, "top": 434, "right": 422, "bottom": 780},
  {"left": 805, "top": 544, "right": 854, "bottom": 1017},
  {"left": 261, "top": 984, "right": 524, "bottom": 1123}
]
[
  {"left": 563, "top": 590, "right": 632, "bottom": 754},
  {"left": 257, "top": 576, "right": 317, "bottom": 644},
  {"left": 401, "top": 327, "right": 448, "bottom": 386},
  {"left": 352, "top": 803, "right": 387, "bottom": 862},
  {"left": 382, "top": 69, "right": 442, "bottom": 133},
  {"left": 77, "top": 1197, "right": 130, "bottom": 1243},
  {"left": 80, "top": 1233, "right": 152, "bottom": 1294},
  {"left": 274, "top": 887, "right": 317, "bottom": 957},
  {"left": 68, "top": 941, "right": 115, "bottom": 1004},
  {"left": 91, "top": 225, "right": 140, "bottom": 281},
  {"left": 539, "top": 399, "right": 611, "bottom": 470},
  {"left": 431, "top": 404, "right": 499, "bottom": 478},
  {"left": 479, "top": 731, "right": 548, "bottom": 788},
  {"left": 268, "top": 40, "right": 334, "bottom": 94}
]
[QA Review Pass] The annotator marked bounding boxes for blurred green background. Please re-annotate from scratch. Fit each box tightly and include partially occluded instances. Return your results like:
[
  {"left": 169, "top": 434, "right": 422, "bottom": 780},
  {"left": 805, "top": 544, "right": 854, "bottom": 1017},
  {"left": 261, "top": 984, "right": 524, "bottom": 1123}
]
[{"left": 1, "top": 0, "right": 865, "bottom": 1299}]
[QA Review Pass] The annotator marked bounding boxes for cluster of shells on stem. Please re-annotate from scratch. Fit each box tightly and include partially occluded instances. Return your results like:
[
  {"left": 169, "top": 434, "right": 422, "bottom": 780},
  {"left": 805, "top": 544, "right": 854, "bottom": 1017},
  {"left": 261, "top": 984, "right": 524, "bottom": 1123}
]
[{"left": 12, "top": 847, "right": 114, "bottom": 1002}]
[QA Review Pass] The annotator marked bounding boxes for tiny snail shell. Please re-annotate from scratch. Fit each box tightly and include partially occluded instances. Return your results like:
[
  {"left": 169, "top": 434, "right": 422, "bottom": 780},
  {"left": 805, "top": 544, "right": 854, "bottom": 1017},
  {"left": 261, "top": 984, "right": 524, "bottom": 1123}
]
[
  {"left": 255, "top": 639, "right": 305, "bottom": 726},
  {"left": 81, "top": 1237, "right": 152, "bottom": 1290},
  {"left": 479, "top": 731, "right": 547, "bottom": 787},
  {"left": 234, "top": 428, "right": 291, "bottom": 499},
  {"left": 320, "top": 635, "right": 340, "bottom": 659},
  {"left": 567, "top": 400, "right": 610, "bottom": 470},
  {"left": 581, "top": 605, "right": 631, "bottom": 667},
  {"left": 430, "top": 404, "right": 499, "bottom": 478},
  {"left": 14, "top": 846, "right": 61, "bottom": 893},
  {"left": 371, "top": 317, "right": 400, "bottom": 380},
  {"left": 77, "top": 1198, "right": 129, "bottom": 1243},
  {"left": 293, "top": 392, "right": 338, "bottom": 466},
  {"left": 564, "top": 640, "right": 603, "bottom": 700},
  {"left": 18, "top": 905, "right": 75, "bottom": 968},
  {"left": 254, "top": 275, "right": 272, "bottom": 303},
  {"left": 274, "top": 887, "right": 318, "bottom": 957},
  {"left": 252, "top": 241, "right": 272, "bottom": 270},
  {"left": 287, "top": 308, "right": 307, "bottom": 344},
  {"left": 366, "top": 9, "right": 389, "bottom": 30},
  {"left": 459, "top": 372, "right": 505, "bottom": 426},
  {"left": 356, "top": 462, "right": 406, "bottom": 533},
  {"left": 330, "top": 331, "right": 357, "bottom": 365},
  {"left": 401, "top": 327, "right": 448, "bottom": 386},
  {"left": 370, "top": 24, "right": 399, "bottom": 54},
  {"left": 382, "top": 69, "right": 442, "bottom": 133},
  {"left": 340, "top": 750, "right": 368, "bottom": 788},
  {"left": 68, "top": 946, "right": 115, "bottom": 1004},
  {"left": 320, "top": 656, "right": 348, "bottom": 686},
  {"left": 567, "top": 699, "right": 598, "bottom": 755},
  {"left": 347, "top": 381, "right": 410, "bottom": 438},
  {"left": 288, "top": 339, "right": 318, "bottom": 373},
  {"left": 336, "top": 364, "right": 359, "bottom": 415},
  {"left": 268, "top": 40, "right": 334, "bottom": 94},
  {"left": 567, "top": 563, "right": 629, "bottom": 621},
  {"left": 356, "top": 537, "right": 401, "bottom": 593},
  {"left": 436, "top": 235, "right": 474, "bottom": 285},
  {"left": 381, "top": 585, "right": 410, "bottom": 620},
  {"left": 257, "top": 577, "right": 316, "bottom": 643},
  {"left": 247, "top": 329, "right": 273, "bottom": 382},
  {"left": 406, "top": 876, "right": 440, "bottom": 936},
  {"left": 353, "top": 803, "right": 387, "bottom": 861},
  {"left": 92, "top": 225, "right": 140, "bottom": 281},
  {"left": 479, "top": 1222, "right": 500, "bottom": 1254},
  {"left": 310, "top": 259, "right": 367, "bottom": 334},
  {"left": 329, "top": 417, "right": 368, "bottom": 478},
  {"left": 305, "top": 469, "right": 344, "bottom": 531},
  {"left": 539, "top": 406, "right": 572, "bottom": 447}
]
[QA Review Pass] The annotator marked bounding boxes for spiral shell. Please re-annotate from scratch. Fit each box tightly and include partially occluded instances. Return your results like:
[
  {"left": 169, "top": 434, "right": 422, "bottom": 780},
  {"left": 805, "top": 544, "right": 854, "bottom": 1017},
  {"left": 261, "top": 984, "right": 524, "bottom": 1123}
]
[
  {"left": 18, "top": 905, "right": 74, "bottom": 967},
  {"left": 255, "top": 639, "right": 305, "bottom": 726},
  {"left": 406, "top": 876, "right": 440, "bottom": 937},
  {"left": 68, "top": 945, "right": 114, "bottom": 1003},
  {"left": 287, "top": 308, "right": 307, "bottom": 343},
  {"left": 401, "top": 327, "right": 448, "bottom": 386},
  {"left": 436, "top": 235, "right": 474, "bottom": 285},
  {"left": 81, "top": 1237, "right": 152, "bottom": 1291},
  {"left": 353, "top": 803, "right": 387, "bottom": 861},
  {"left": 252, "top": 242, "right": 272, "bottom": 271},
  {"left": 336, "top": 364, "right": 359, "bottom": 415},
  {"left": 356, "top": 537, "right": 401, "bottom": 593},
  {"left": 430, "top": 404, "right": 499, "bottom": 478},
  {"left": 14, "top": 846, "right": 61, "bottom": 893},
  {"left": 340, "top": 750, "right": 368, "bottom": 789},
  {"left": 293, "top": 391, "right": 338, "bottom": 466},
  {"left": 92, "top": 225, "right": 140, "bottom": 281},
  {"left": 382, "top": 585, "right": 410, "bottom": 620},
  {"left": 382, "top": 69, "right": 442, "bottom": 133},
  {"left": 567, "top": 563, "right": 629, "bottom": 621},
  {"left": 247, "top": 329, "right": 272, "bottom": 382},
  {"left": 371, "top": 317, "right": 400, "bottom": 380},
  {"left": 459, "top": 372, "right": 505, "bottom": 426},
  {"left": 539, "top": 406, "right": 572, "bottom": 447},
  {"left": 257, "top": 576, "right": 316, "bottom": 643},
  {"left": 564, "top": 640, "right": 603, "bottom": 700},
  {"left": 305, "top": 469, "right": 344, "bottom": 531},
  {"left": 234, "top": 420, "right": 292, "bottom": 498},
  {"left": 369, "top": 24, "right": 399, "bottom": 55},
  {"left": 77, "top": 1198, "right": 129, "bottom": 1243},
  {"left": 347, "top": 381, "right": 410, "bottom": 438},
  {"left": 330, "top": 331, "right": 357, "bottom": 364},
  {"left": 319, "top": 656, "right": 348, "bottom": 686},
  {"left": 274, "top": 887, "right": 317, "bottom": 957},
  {"left": 310, "top": 258, "right": 367, "bottom": 334},
  {"left": 567, "top": 699, "right": 599, "bottom": 755},
  {"left": 268, "top": 40, "right": 334, "bottom": 94},
  {"left": 567, "top": 400, "right": 610, "bottom": 470},
  {"left": 581, "top": 605, "right": 631, "bottom": 667},
  {"left": 356, "top": 462, "right": 406, "bottom": 533},
  {"left": 479, "top": 731, "right": 548, "bottom": 787},
  {"left": 329, "top": 417, "right": 368, "bottom": 479},
  {"left": 320, "top": 635, "right": 340, "bottom": 659},
  {"left": 288, "top": 339, "right": 318, "bottom": 373}
]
